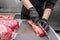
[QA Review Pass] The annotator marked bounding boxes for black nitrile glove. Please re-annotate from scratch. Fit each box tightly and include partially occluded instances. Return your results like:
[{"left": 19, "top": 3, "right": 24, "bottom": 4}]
[
  {"left": 38, "top": 18, "right": 49, "bottom": 32},
  {"left": 29, "top": 7, "right": 49, "bottom": 32},
  {"left": 29, "top": 7, "right": 39, "bottom": 23}
]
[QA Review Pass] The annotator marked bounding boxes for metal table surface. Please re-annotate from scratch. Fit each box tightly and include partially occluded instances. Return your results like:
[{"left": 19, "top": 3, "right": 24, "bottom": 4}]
[{"left": 13, "top": 19, "right": 60, "bottom": 40}]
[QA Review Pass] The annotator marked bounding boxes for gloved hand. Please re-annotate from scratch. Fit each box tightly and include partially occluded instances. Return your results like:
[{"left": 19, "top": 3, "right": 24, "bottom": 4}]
[
  {"left": 38, "top": 18, "right": 49, "bottom": 32},
  {"left": 29, "top": 7, "right": 39, "bottom": 23}
]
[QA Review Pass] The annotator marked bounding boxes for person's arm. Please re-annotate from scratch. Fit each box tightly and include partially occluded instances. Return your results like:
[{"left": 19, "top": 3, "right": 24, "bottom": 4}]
[
  {"left": 42, "top": 8, "right": 52, "bottom": 20},
  {"left": 42, "top": 0, "right": 57, "bottom": 20},
  {"left": 21, "top": 0, "right": 39, "bottom": 23},
  {"left": 21, "top": 0, "right": 33, "bottom": 9}
]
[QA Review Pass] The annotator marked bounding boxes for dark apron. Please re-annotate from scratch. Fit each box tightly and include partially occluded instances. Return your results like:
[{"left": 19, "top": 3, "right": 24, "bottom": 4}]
[{"left": 21, "top": 0, "right": 45, "bottom": 19}]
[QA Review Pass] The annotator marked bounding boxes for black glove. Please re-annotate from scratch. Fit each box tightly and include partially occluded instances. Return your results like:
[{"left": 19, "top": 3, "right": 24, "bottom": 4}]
[
  {"left": 29, "top": 7, "right": 39, "bottom": 23},
  {"left": 29, "top": 7, "right": 49, "bottom": 32},
  {"left": 38, "top": 18, "right": 49, "bottom": 32}
]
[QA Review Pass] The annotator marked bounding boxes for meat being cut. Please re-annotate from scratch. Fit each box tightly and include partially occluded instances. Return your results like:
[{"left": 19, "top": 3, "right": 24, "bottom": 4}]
[{"left": 27, "top": 20, "right": 45, "bottom": 37}]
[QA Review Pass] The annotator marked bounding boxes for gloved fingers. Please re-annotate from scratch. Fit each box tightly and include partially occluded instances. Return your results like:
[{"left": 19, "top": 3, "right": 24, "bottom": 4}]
[
  {"left": 42, "top": 22, "right": 49, "bottom": 32},
  {"left": 44, "top": 24, "right": 49, "bottom": 32},
  {"left": 42, "top": 22, "right": 47, "bottom": 28},
  {"left": 37, "top": 19, "right": 50, "bottom": 32},
  {"left": 29, "top": 7, "right": 39, "bottom": 18},
  {"left": 29, "top": 7, "right": 40, "bottom": 23}
]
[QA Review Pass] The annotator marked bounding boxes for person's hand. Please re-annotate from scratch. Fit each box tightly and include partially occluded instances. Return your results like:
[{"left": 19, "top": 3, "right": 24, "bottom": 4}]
[
  {"left": 29, "top": 7, "right": 39, "bottom": 23},
  {"left": 38, "top": 18, "right": 49, "bottom": 32}
]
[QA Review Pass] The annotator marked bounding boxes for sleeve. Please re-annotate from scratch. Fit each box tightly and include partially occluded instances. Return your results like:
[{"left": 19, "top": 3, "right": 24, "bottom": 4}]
[{"left": 45, "top": 0, "right": 57, "bottom": 10}]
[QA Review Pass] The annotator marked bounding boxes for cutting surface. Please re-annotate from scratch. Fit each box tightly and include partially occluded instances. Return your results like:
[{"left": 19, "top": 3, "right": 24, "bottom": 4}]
[{"left": 14, "top": 19, "right": 59, "bottom": 40}]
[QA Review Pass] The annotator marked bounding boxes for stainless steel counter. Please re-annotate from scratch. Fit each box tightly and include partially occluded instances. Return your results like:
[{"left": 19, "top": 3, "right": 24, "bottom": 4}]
[{"left": 13, "top": 19, "right": 60, "bottom": 40}]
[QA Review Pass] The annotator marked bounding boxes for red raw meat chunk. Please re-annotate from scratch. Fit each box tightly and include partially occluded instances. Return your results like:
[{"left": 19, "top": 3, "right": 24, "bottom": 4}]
[
  {"left": 0, "top": 19, "right": 19, "bottom": 31},
  {"left": 0, "top": 14, "right": 14, "bottom": 19},
  {"left": 0, "top": 24, "right": 12, "bottom": 40},
  {"left": 27, "top": 20, "right": 45, "bottom": 37}
]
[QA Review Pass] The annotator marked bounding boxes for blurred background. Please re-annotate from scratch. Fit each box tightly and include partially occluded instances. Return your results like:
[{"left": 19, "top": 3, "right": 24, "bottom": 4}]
[
  {"left": 0, "top": 0, "right": 22, "bottom": 12},
  {"left": 0, "top": 0, "right": 60, "bottom": 36}
]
